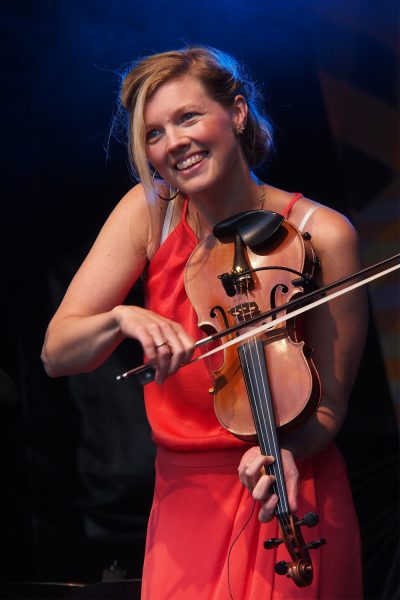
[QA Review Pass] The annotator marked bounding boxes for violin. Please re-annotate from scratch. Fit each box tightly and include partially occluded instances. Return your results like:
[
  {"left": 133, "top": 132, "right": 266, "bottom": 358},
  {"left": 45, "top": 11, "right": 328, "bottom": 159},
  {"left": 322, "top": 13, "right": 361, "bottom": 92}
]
[
  {"left": 116, "top": 209, "right": 399, "bottom": 587},
  {"left": 184, "top": 210, "right": 324, "bottom": 587}
]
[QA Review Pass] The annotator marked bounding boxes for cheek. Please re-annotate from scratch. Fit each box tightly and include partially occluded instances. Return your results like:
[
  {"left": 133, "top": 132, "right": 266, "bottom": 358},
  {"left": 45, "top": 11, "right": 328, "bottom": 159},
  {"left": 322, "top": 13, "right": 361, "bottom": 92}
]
[
  {"left": 205, "top": 117, "right": 233, "bottom": 142},
  {"left": 146, "top": 146, "right": 163, "bottom": 170},
  {"left": 209, "top": 120, "right": 237, "bottom": 156}
]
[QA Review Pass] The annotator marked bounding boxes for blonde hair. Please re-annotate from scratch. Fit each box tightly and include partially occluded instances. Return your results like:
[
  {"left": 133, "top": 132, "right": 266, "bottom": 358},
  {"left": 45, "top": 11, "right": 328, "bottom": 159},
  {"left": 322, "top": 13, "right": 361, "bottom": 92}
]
[{"left": 118, "top": 46, "right": 273, "bottom": 202}]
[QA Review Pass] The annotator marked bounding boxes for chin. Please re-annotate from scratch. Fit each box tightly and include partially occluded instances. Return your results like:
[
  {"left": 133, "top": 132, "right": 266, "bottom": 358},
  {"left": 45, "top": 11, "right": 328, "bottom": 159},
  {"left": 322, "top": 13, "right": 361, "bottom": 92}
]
[{"left": 179, "top": 171, "right": 222, "bottom": 197}]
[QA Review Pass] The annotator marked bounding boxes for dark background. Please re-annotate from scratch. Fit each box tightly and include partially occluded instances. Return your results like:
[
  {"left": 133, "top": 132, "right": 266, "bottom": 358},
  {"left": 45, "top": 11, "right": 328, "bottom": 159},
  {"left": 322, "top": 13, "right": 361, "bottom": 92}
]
[{"left": 1, "top": 1, "right": 399, "bottom": 598}]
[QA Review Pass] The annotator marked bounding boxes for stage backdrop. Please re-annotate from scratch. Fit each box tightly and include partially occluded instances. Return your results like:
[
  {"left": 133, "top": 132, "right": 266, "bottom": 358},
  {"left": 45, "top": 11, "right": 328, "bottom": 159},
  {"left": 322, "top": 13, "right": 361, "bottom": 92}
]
[{"left": 1, "top": 1, "right": 398, "bottom": 598}]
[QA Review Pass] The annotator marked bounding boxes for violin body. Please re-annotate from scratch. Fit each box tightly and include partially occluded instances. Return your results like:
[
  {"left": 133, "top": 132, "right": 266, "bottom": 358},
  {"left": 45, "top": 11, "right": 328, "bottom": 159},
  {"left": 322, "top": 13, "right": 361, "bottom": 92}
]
[{"left": 184, "top": 218, "right": 321, "bottom": 440}]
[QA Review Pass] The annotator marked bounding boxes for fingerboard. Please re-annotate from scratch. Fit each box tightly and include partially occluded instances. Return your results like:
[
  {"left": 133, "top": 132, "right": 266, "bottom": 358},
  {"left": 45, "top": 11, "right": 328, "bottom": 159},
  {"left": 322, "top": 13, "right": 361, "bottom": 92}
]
[{"left": 238, "top": 339, "right": 290, "bottom": 521}]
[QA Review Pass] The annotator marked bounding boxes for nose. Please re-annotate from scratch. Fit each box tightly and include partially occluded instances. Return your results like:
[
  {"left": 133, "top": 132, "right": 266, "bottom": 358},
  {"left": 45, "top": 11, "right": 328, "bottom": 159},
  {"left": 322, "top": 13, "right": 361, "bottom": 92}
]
[{"left": 165, "top": 126, "right": 190, "bottom": 154}]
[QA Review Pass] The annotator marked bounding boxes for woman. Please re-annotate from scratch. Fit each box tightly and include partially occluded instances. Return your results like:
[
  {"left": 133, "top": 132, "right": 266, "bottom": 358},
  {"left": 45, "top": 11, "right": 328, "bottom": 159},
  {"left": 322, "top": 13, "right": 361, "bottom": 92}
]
[{"left": 42, "top": 47, "right": 367, "bottom": 599}]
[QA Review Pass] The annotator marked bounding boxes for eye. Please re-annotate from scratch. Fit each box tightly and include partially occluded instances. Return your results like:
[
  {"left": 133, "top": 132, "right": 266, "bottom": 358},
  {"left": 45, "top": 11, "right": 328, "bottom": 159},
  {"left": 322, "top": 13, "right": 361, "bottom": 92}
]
[
  {"left": 146, "top": 129, "right": 162, "bottom": 143},
  {"left": 181, "top": 112, "right": 198, "bottom": 123}
]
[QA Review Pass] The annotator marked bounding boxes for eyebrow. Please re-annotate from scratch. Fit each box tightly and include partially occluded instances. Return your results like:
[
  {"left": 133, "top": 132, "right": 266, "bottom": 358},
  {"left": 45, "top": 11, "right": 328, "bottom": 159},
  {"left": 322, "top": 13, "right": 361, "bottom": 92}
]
[{"left": 144, "top": 102, "right": 207, "bottom": 129}]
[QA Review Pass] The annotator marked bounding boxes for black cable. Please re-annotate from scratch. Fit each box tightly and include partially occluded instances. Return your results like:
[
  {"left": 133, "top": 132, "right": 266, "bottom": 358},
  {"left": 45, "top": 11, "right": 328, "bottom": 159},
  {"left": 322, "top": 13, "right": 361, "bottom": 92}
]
[{"left": 227, "top": 499, "right": 257, "bottom": 600}]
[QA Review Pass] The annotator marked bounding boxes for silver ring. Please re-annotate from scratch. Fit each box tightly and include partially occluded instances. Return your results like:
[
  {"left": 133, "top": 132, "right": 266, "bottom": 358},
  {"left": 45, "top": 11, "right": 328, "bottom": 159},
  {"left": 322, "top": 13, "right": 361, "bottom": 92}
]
[{"left": 155, "top": 341, "right": 168, "bottom": 349}]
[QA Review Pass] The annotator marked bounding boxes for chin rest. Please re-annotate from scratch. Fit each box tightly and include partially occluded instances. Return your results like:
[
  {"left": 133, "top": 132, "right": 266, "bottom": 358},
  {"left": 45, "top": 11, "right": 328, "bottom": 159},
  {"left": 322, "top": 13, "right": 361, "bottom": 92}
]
[{"left": 213, "top": 210, "right": 284, "bottom": 247}]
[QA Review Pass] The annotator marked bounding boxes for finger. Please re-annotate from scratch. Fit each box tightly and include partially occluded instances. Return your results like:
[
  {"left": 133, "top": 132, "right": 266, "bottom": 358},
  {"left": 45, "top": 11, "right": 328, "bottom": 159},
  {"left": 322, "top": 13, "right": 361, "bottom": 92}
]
[
  {"left": 285, "top": 475, "right": 298, "bottom": 514},
  {"left": 258, "top": 494, "right": 279, "bottom": 523},
  {"left": 137, "top": 322, "right": 174, "bottom": 382},
  {"left": 252, "top": 473, "right": 276, "bottom": 503},
  {"left": 239, "top": 454, "right": 275, "bottom": 490},
  {"left": 167, "top": 324, "right": 195, "bottom": 365},
  {"left": 151, "top": 324, "right": 195, "bottom": 382},
  {"left": 155, "top": 340, "right": 169, "bottom": 350},
  {"left": 175, "top": 329, "right": 196, "bottom": 366},
  {"left": 281, "top": 448, "right": 299, "bottom": 513},
  {"left": 133, "top": 323, "right": 171, "bottom": 383},
  {"left": 159, "top": 327, "right": 194, "bottom": 375},
  {"left": 154, "top": 343, "right": 173, "bottom": 384},
  {"left": 134, "top": 324, "right": 162, "bottom": 364},
  {"left": 239, "top": 446, "right": 261, "bottom": 465}
]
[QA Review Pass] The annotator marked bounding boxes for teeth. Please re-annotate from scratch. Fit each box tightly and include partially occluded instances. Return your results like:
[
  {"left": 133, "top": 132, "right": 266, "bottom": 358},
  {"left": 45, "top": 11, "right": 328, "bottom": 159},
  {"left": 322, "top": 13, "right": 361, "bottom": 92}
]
[{"left": 176, "top": 152, "right": 207, "bottom": 171}]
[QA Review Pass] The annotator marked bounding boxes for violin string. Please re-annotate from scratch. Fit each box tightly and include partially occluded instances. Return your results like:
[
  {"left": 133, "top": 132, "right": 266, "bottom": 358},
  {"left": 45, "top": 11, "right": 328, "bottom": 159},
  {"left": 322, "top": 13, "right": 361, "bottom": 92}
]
[
  {"left": 241, "top": 341, "right": 294, "bottom": 549},
  {"left": 247, "top": 343, "right": 290, "bottom": 515},
  {"left": 216, "top": 277, "right": 289, "bottom": 522},
  {"left": 249, "top": 298, "right": 296, "bottom": 547},
  {"left": 249, "top": 279, "right": 297, "bottom": 545},
  {"left": 247, "top": 340, "right": 296, "bottom": 553},
  {"left": 239, "top": 283, "right": 294, "bottom": 550},
  {"left": 237, "top": 314, "right": 286, "bottom": 512}
]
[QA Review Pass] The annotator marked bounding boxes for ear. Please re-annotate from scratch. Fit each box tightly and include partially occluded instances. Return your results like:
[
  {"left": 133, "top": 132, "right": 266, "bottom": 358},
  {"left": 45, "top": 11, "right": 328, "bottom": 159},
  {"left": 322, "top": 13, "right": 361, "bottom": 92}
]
[{"left": 232, "top": 95, "right": 248, "bottom": 130}]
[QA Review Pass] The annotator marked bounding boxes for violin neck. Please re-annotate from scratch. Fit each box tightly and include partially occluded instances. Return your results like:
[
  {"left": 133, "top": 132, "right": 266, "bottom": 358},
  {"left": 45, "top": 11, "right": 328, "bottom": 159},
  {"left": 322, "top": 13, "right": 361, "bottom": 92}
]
[{"left": 238, "top": 339, "right": 290, "bottom": 521}]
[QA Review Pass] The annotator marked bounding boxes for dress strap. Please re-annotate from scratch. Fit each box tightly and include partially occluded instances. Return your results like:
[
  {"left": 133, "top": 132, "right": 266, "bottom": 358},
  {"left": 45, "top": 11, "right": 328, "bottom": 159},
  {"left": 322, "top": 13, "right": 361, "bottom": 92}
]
[
  {"left": 182, "top": 196, "right": 189, "bottom": 222},
  {"left": 160, "top": 199, "right": 175, "bottom": 245},
  {"left": 281, "top": 192, "right": 304, "bottom": 219},
  {"left": 298, "top": 203, "right": 322, "bottom": 232},
  {"left": 160, "top": 197, "right": 191, "bottom": 246}
]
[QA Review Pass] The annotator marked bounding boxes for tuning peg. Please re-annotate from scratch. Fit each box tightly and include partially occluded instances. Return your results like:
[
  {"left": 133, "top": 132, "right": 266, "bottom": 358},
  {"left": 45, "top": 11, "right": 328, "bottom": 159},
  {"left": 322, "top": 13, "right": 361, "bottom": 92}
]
[
  {"left": 296, "top": 512, "right": 319, "bottom": 528},
  {"left": 263, "top": 537, "right": 283, "bottom": 549},
  {"left": 304, "top": 538, "right": 326, "bottom": 550},
  {"left": 274, "top": 561, "right": 289, "bottom": 575}
]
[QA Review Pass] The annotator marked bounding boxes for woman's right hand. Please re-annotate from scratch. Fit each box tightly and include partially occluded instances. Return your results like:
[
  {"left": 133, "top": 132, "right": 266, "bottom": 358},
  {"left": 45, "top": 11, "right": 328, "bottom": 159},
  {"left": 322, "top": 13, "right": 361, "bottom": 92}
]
[{"left": 112, "top": 305, "right": 195, "bottom": 383}]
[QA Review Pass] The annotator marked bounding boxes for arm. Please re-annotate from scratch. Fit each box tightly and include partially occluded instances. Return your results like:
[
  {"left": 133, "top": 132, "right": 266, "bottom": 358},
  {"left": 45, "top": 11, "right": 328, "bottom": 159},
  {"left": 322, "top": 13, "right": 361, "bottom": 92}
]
[
  {"left": 41, "top": 185, "right": 194, "bottom": 382},
  {"left": 282, "top": 206, "right": 368, "bottom": 457}
]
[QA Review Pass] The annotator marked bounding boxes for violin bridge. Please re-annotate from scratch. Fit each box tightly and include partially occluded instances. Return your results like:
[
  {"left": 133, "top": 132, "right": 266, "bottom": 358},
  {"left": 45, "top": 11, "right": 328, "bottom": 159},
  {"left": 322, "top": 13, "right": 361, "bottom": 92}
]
[{"left": 228, "top": 301, "right": 261, "bottom": 322}]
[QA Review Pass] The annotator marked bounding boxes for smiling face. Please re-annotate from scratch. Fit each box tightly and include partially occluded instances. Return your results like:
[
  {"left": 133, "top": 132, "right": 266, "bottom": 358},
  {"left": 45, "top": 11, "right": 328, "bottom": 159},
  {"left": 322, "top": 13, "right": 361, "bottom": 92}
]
[{"left": 143, "top": 74, "right": 248, "bottom": 197}]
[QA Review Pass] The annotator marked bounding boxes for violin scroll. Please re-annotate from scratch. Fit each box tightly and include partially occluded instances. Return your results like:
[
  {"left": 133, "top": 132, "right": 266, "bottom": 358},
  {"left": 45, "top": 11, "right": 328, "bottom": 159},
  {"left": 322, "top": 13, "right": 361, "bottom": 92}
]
[{"left": 264, "top": 512, "right": 326, "bottom": 587}]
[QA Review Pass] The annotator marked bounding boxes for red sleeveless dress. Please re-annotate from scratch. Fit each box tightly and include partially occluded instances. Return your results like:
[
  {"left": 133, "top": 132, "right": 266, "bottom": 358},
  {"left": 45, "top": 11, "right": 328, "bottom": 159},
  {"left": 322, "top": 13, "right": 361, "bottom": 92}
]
[{"left": 141, "top": 196, "right": 362, "bottom": 599}]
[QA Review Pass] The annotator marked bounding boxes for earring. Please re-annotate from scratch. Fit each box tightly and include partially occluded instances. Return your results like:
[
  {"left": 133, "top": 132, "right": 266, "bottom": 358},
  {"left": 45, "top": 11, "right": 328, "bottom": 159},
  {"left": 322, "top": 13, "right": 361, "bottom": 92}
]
[
  {"left": 235, "top": 124, "right": 245, "bottom": 135},
  {"left": 152, "top": 171, "right": 179, "bottom": 201}
]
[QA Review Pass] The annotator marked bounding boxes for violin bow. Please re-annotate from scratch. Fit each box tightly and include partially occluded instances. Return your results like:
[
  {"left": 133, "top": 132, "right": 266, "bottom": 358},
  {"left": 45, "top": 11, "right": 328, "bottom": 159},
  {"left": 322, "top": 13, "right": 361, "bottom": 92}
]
[{"left": 116, "top": 253, "right": 399, "bottom": 383}]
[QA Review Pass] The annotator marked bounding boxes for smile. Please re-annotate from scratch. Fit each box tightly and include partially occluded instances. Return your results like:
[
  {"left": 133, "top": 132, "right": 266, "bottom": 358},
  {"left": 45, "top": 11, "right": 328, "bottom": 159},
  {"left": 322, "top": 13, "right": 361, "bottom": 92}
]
[{"left": 176, "top": 152, "right": 208, "bottom": 171}]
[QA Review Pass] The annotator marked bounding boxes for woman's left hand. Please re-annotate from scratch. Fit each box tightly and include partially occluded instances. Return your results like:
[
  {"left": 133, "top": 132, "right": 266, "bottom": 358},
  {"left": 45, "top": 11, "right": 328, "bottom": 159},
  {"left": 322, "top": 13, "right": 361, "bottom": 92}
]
[{"left": 238, "top": 446, "right": 298, "bottom": 522}]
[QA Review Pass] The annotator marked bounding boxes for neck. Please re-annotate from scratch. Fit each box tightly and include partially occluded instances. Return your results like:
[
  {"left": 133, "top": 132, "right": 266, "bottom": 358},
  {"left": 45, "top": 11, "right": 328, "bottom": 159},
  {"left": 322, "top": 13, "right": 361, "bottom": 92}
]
[{"left": 187, "top": 169, "right": 265, "bottom": 233}]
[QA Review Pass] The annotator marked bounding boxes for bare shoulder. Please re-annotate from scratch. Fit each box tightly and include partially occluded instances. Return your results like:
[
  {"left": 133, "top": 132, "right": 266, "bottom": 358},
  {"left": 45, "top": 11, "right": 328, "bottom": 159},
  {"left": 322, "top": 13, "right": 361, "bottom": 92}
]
[
  {"left": 266, "top": 185, "right": 361, "bottom": 285},
  {"left": 305, "top": 204, "right": 358, "bottom": 253},
  {"left": 112, "top": 181, "right": 148, "bottom": 211},
  {"left": 302, "top": 203, "right": 362, "bottom": 284},
  {"left": 266, "top": 185, "right": 359, "bottom": 262},
  {"left": 104, "top": 183, "right": 150, "bottom": 250}
]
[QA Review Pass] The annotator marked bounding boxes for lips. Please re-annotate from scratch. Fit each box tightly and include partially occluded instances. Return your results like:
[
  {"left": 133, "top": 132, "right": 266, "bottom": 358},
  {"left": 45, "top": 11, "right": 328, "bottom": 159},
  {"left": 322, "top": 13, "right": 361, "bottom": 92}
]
[{"left": 175, "top": 152, "right": 208, "bottom": 171}]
